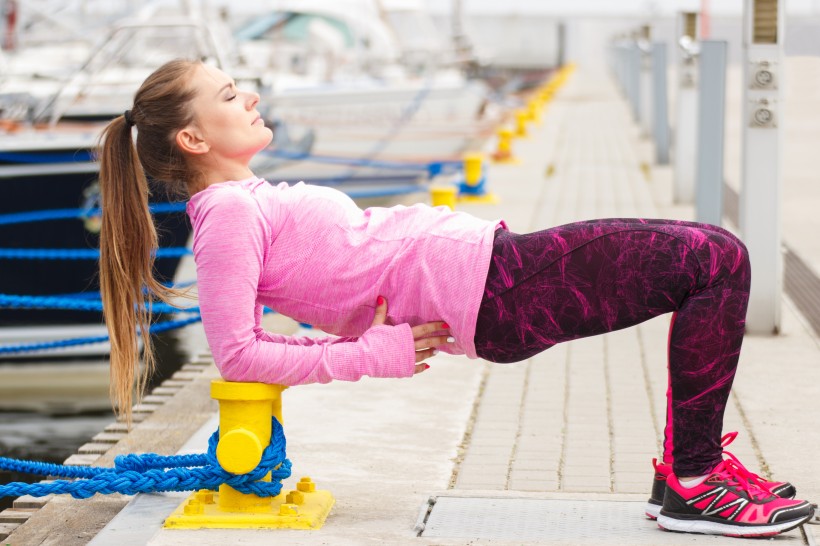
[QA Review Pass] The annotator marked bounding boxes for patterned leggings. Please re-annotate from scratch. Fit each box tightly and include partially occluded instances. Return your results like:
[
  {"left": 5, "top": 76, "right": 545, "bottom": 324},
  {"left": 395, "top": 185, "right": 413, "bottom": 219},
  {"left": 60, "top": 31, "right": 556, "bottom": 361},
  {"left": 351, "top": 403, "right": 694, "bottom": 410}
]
[{"left": 474, "top": 218, "right": 751, "bottom": 477}]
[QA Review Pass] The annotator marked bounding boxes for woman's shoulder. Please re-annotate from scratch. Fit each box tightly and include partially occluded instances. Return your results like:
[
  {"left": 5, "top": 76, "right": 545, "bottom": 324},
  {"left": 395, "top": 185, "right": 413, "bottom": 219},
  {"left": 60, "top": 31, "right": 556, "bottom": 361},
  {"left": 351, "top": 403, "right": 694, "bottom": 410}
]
[{"left": 188, "top": 179, "right": 269, "bottom": 220}]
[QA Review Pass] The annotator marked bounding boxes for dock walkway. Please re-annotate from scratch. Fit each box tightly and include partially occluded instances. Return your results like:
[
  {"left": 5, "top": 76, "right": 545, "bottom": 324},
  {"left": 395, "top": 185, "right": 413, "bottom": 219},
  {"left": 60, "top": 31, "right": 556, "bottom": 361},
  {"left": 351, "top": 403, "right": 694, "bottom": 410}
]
[{"left": 4, "top": 63, "right": 820, "bottom": 545}]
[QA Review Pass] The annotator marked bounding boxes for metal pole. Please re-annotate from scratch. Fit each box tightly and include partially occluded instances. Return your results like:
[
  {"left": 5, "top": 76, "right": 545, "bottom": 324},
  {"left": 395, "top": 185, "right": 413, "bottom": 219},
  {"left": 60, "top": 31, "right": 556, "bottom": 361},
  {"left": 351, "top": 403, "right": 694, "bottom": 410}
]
[
  {"left": 628, "top": 42, "right": 641, "bottom": 121},
  {"left": 638, "top": 29, "right": 653, "bottom": 137},
  {"left": 672, "top": 21, "right": 699, "bottom": 203},
  {"left": 651, "top": 42, "right": 670, "bottom": 164},
  {"left": 740, "top": 0, "right": 784, "bottom": 334},
  {"left": 695, "top": 40, "right": 727, "bottom": 225},
  {"left": 618, "top": 43, "right": 628, "bottom": 94}
]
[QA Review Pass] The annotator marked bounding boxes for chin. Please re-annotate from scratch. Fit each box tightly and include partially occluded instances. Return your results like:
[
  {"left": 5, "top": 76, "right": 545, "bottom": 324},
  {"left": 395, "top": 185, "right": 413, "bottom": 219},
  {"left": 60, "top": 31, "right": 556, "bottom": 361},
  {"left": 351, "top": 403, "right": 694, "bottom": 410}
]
[{"left": 253, "top": 129, "right": 274, "bottom": 152}]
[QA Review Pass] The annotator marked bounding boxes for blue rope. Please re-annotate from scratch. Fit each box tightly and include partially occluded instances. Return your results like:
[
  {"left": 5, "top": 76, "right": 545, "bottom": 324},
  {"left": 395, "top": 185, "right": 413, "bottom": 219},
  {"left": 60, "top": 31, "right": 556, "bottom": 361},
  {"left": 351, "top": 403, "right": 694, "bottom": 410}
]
[
  {"left": 342, "top": 184, "right": 427, "bottom": 199},
  {"left": 260, "top": 148, "right": 461, "bottom": 177},
  {"left": 0, "top": 417, "right": 291, "bottom": 499},
  {"left": 0, "top": 150, "right": 95, "bottom": 164},
  {"left": 0, "top": 315, "right": 203, "bottom": 355},
  {"left": 324, "top": 81, "right": 435, "bottom": 186},
  {"left": 0, "top": 288, "right": 284, "bottom": 355},
  {"left": 0, "top": 294, "right": 197, "bottom": 314},
  {"left": 0, "top": 247, "right": 192, "bottom": 260},
  {"left": 0, "top": 203, "right": 187, "bottom": 226}
]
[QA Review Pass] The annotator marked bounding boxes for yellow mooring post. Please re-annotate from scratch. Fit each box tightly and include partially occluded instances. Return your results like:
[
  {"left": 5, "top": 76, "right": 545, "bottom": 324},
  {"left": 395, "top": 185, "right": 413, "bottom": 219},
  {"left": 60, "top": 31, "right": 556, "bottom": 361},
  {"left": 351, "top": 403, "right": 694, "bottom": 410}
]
[
  {"left": 458, "top": 152, "right": 498, "bottom": 204},
  {"left": 430, "top": 185, "right": 458, "bottom": 210},
  {"left": 164, "top": 380, "right": 335, "bottom": 530},
  {"left": 463, "top": 152, "right": 483, "bottom": 187},
  {"left": 527, "top": 99, "right": 542, "bottom": 124},
  {"left": 491, "top": 127, "right": 518, "bottom": 163},
  {"left": 514, "top": 109, "right": 529, "bottom": 137}
]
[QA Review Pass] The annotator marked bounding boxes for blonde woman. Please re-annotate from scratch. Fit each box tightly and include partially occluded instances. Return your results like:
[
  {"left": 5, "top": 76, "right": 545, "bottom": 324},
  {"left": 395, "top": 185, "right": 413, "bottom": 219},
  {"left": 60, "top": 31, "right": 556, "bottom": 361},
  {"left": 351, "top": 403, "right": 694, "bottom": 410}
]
[{"left": 97, "top": 59, "right": 813, "bottom": 538}]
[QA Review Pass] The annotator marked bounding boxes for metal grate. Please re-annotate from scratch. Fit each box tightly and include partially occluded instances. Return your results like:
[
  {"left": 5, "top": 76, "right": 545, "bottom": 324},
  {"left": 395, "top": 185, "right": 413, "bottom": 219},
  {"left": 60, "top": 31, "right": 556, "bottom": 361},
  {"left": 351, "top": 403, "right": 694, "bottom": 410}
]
[
  {"left": 418, "top": 497, "right": 663, "bottom": 544},
  {"left": 683, "top": 12, "right": 698, "bottom": 40},
  {"left": 753, "top": 0, "right": 779, "bottom": 44},
  {"left": 417, "top": 495, "right": 814, "bottom": 544}
]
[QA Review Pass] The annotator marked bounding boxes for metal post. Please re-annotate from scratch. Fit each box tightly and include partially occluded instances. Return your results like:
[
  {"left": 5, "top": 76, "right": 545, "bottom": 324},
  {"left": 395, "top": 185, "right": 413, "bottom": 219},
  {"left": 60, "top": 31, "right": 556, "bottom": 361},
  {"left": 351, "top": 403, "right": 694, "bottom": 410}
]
[
  {"left": 651, "top": 42, "right": 670, "bottom": 164},
  {"left": 618, "top": 43, "right": 628, "bottom": 94},
  {"left": 695, "top": 40, "right": 727, "bottom": 226},
  {"left": 740, "top": 0, "right": 784, "bottom": 334},
  {"left": 638, "top": 26, "right": 653, "bottom": 136},
  {"left": 557, "top": 21, "right": 566, "bottom": 68},
  {"left": 628, "top": 42, "right": 641, "bottom": 121},
  {"left": 673, "top": 12, "right": 700, "bottom": 203}
]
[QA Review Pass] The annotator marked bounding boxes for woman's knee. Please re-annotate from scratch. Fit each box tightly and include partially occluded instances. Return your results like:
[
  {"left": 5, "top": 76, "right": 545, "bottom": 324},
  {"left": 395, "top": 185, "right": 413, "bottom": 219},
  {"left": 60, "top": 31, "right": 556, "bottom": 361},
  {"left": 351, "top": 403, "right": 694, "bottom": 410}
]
[{"left": 703, "top": 230, "right": 751, "bottom": 290}]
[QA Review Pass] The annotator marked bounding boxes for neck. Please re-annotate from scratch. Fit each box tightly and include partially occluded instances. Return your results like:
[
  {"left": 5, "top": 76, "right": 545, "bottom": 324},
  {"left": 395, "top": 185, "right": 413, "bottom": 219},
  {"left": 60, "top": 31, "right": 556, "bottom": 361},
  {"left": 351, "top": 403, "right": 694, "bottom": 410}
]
[{"left": 189, "top": 161, "right": 255, "bottom": 195}]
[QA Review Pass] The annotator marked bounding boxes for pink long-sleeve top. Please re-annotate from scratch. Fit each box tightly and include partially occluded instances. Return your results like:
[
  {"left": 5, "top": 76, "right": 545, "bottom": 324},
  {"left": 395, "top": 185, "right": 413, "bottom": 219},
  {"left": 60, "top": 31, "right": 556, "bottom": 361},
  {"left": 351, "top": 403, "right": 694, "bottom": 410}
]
[{"left": 186, "top": 177, "right": 504, "bottom": 386}]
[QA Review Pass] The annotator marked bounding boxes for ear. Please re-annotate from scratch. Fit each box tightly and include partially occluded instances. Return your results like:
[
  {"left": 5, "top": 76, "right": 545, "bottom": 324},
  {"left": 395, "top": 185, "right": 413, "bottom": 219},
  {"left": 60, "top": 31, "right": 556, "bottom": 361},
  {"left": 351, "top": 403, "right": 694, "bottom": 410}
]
[{"left": 175, "top": 125, "right": 209, "bottom": 155}]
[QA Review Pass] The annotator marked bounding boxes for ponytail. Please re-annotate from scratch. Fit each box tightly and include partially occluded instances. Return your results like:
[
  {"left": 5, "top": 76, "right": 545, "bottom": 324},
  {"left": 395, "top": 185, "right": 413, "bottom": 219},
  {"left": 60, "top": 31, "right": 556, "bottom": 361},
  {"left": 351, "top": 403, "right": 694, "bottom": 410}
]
[
  {"left": 98, "top": 115, "right": 167, "bottom": 421},
  {"left": 97, "top": 59, "right": 199, "bottom": 423}
]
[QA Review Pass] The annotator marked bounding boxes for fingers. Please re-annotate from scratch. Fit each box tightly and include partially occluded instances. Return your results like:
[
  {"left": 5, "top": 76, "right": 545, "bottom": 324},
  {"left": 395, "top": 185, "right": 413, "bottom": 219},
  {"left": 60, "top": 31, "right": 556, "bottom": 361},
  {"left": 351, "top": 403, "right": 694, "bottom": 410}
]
[
  {"left": 414, "top": 346, "right": 439, "bottom": 362},
  {"left": 413, "top": 335, "right": 452, "bottom": 352},
  {"left": 371, "top": 295, "right": 387, "bottom": 327},
  {"left": 412, "top": 324, "right": 451, "bottom": 375},
  {"left": 410, "top": 321, "right": 450, "bottom": 338}
]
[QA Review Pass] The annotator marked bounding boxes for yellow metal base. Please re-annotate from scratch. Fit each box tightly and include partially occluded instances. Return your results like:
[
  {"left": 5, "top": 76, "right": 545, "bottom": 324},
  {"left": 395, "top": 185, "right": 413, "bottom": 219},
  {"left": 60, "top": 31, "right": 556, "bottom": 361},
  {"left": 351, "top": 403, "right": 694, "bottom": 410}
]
[
  {"left": 491, "top": 155, "right": 520, "bottom": 165},
  {"left": 164, "top": 488, "right": 335, "bottom": 530},
  {"left": 458, "top": 193, "right": 499, "bottom": 204}
]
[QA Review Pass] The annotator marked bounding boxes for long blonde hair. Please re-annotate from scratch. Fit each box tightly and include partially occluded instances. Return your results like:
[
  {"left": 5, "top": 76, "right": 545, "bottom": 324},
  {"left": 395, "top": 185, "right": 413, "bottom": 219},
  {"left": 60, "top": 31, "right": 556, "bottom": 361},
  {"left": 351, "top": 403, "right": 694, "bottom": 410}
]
[{"left": 98, "top": 59, "right": 201, "bottom": 422}]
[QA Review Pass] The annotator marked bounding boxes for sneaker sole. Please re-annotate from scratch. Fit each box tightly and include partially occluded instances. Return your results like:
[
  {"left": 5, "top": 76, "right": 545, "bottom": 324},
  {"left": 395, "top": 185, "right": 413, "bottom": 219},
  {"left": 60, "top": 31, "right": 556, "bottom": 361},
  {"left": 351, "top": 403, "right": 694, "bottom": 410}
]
[
  {"left": 645, "top": 501, "right": 661, "bottom": 520},
  {"left": 656, "top": 513, "right": 812, "bottom": 538}
]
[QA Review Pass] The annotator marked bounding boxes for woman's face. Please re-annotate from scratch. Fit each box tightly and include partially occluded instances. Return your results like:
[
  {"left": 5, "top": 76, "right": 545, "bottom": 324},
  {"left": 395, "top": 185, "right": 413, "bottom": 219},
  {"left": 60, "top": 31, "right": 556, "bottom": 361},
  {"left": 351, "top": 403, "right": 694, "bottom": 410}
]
[{"left": 185, "top": 63, "right": 273, "bottom": 165}]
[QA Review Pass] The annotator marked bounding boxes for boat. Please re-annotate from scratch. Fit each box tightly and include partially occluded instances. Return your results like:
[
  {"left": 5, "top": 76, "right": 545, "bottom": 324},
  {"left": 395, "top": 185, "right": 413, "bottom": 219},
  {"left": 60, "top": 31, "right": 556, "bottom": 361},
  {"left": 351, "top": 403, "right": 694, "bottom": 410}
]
[
  {"left": 232, "top": 0, "right": 502, "bottom": 187},
  {"left": 0, "top": 0, "right": 504, "bottom": 358},
  {"left": 0, "top": 11, "right": 215, "bottom": 354}
]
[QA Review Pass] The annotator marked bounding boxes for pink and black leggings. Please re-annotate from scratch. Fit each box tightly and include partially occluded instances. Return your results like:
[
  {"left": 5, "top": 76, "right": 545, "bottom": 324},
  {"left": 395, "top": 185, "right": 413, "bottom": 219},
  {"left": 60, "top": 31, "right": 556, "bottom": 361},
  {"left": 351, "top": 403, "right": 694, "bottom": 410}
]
[{"left": 473, "top": 218, "right": 751, "bottom": 477}]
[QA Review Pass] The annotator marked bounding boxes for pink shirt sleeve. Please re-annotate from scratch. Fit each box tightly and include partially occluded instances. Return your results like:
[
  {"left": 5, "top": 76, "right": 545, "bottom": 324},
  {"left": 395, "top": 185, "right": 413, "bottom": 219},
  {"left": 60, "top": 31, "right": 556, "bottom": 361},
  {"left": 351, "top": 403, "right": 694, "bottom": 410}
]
[{"left": 192, "top": 189, "right": 417, "bottom": 385}]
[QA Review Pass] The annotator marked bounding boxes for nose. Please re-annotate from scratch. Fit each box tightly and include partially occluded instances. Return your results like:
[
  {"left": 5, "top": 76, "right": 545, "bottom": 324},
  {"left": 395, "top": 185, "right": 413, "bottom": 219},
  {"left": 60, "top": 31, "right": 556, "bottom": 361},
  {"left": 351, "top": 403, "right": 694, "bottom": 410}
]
[{"left": 245, "top": 90, "right": 260, "bottom": 110}]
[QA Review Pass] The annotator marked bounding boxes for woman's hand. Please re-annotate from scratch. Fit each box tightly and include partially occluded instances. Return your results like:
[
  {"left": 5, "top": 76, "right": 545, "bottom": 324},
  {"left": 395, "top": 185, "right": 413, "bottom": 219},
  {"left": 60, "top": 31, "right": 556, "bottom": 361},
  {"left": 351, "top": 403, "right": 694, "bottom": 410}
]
[{"left": 371, "top": 296, "right": 452, "bottom": 374}]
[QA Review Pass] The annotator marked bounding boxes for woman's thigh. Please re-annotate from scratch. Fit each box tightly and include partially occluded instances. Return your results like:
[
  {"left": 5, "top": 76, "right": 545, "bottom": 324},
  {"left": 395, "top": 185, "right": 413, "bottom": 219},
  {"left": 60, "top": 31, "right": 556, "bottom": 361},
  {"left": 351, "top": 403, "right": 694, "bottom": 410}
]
[{"left": 474, "top": 219, "right": 704, "bottom": 363}]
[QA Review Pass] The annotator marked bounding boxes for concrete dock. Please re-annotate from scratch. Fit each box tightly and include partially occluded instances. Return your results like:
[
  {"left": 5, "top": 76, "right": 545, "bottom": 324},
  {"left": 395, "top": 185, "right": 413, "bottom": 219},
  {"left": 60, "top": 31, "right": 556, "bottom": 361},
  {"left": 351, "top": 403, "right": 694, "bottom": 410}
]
[{"left": 3, "top": 61, "right": 819, "bottom": 545}]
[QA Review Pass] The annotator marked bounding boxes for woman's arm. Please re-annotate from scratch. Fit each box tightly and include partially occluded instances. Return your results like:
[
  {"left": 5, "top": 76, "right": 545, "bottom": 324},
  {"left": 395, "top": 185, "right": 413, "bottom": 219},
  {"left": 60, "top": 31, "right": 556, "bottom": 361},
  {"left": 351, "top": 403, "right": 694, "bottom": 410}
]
[
  {"left": 252, "top": 304, "right": 354, "bottom": 346},
  {"left": 193, "top": 190, "right": 419, "bottom": 385}
]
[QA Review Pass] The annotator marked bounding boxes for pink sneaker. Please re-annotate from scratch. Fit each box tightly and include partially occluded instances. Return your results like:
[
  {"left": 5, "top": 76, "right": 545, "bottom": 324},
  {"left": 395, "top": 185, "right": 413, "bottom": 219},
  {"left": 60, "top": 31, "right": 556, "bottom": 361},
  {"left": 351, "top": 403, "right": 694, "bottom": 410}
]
[
  {"left": 657, "top": 458, "right": 814, "bottom": 537},
  {"left": 645, "top": 432, "right": 796, "bottom": 520}
]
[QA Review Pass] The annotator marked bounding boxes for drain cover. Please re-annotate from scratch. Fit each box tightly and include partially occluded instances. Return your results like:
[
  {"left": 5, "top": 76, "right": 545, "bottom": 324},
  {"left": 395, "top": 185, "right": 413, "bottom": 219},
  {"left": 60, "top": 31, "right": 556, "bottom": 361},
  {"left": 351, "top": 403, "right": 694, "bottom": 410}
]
[{"left": 417, "top": 496, "right": 669, "bottom": 544}]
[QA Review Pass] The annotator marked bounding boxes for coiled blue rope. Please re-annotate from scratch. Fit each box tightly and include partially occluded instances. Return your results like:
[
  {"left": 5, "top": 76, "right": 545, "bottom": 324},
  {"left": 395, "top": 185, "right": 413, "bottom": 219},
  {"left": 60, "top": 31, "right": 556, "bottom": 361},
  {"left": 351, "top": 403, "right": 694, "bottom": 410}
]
[{"left": 0, "top": 417, "right": 291, "bottom": 499}]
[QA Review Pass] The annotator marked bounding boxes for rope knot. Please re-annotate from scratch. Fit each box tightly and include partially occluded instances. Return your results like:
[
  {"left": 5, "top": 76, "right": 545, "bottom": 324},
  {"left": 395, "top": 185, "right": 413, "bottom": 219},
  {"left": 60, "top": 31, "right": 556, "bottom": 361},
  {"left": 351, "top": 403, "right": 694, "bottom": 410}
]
[{"left": 0, "top": 417, "right": 291, "bottom": 500}]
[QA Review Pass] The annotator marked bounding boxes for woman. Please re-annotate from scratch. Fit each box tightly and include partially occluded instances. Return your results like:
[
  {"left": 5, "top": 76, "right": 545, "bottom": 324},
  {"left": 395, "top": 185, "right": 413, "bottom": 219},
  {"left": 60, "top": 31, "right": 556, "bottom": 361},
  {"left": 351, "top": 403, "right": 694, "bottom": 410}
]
[{"left": 97, "top": 59, "right": 813, "bottom": 538}]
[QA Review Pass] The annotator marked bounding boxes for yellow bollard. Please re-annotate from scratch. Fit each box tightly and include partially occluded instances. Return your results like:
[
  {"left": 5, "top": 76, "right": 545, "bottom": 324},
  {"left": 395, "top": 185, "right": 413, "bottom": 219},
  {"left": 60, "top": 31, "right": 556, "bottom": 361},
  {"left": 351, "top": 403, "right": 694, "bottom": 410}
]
[
  {"left": 458, "top": 152, "right": 498, "bottom": 204},
  {"left": 212, "top": 380, "right": 283, "bottom": 513},
  {"left": 430, "top": 185, "right": 457, "bottom": 210},
  {"left": 463, "top": 152, "right": 483, "bottom": 188},
  {"left": 514, "top": 109, "right": 528, "bottom": 137},
  {"left": 164, "top": 380, "right": 335, "bottom": 530},
  {"left": 527, "top": 100, "right": 541, "bottom": 123},
  {"left": 491, "top": 127, "right": 517, "bottom": 163}
]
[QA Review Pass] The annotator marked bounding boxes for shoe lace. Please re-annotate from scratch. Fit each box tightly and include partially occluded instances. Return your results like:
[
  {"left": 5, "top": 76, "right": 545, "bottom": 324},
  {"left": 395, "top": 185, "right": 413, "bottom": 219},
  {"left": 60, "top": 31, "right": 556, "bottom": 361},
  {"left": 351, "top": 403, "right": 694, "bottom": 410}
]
[
  {"left": 717, "top": 432, "right": 776, "bottom": 499},
  {"left": 712, "top": 458, "right": 777, "bottom": 501}
]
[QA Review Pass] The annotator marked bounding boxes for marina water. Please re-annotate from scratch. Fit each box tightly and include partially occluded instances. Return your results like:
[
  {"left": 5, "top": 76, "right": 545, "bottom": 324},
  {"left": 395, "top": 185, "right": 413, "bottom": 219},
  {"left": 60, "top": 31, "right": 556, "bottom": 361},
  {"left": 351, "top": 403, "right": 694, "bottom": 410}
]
[{"left": 0, "top": 329, "right": 191, "bottom": 510}]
